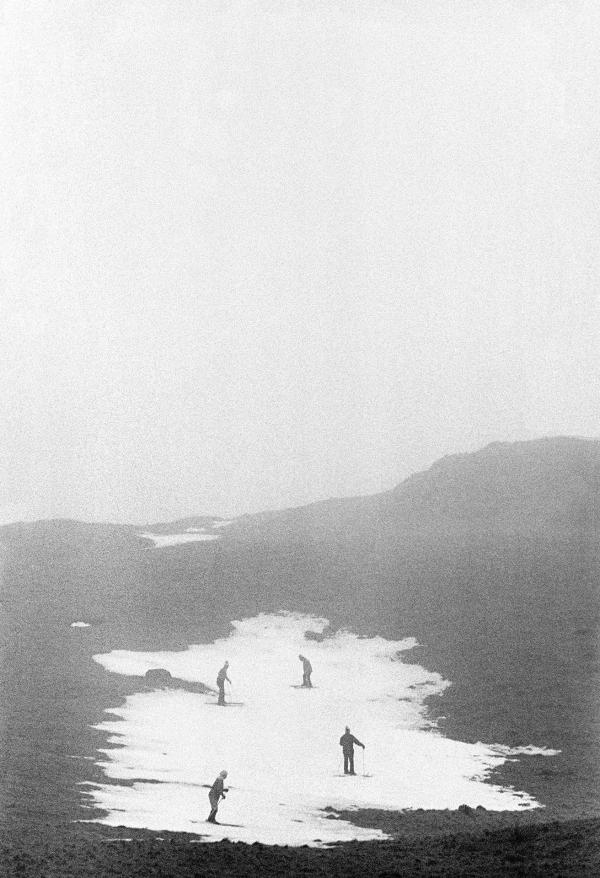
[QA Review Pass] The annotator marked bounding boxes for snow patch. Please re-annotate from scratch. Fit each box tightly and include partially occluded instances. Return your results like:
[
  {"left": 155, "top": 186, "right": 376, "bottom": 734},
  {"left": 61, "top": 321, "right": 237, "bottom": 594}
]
[
  {"left": 490, "top": 744, "right": 561, "bottom": 757},
  {"left": 139, "top": 532, "right": 220, "bottom": 547},
  {"left": 89, "top": 613, "right": 558, "bottom": 845},
  {"left": 71, "top": 621, "right": 91, "bottom": 628}
]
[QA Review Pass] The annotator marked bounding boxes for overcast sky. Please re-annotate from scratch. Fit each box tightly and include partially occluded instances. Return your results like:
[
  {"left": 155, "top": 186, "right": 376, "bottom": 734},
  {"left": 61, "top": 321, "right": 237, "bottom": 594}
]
[{"left": 2, "top": 0, "right": 600, "bottom": 524}]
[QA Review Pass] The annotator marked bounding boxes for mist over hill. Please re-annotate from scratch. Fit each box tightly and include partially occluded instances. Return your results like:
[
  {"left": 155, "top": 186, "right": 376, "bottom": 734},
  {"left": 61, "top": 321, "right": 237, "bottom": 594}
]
[{"left": 1, "top": 437, "right": 599, "bottom": 832}]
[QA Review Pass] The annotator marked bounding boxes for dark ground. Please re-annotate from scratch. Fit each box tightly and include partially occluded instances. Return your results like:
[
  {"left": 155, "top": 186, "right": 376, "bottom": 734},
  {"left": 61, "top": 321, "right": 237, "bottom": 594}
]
[
  {"left": 1, "top": 439, "right": 600, "bottom": 874},
  {"left": 2, "top": 815, "right": 600, "bottom": 877}
]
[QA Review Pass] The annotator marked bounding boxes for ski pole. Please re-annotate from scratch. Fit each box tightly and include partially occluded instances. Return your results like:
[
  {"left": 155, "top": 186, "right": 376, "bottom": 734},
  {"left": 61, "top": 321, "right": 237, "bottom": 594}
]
[{"left": 362, "top": 747, "right": 365, "bottom": 776}]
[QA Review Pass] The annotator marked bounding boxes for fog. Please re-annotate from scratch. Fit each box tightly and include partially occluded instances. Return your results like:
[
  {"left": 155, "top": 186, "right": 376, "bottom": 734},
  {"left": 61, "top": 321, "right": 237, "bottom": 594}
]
[{"left": 3, "top": 1, "right": 600, "bottom": 524}]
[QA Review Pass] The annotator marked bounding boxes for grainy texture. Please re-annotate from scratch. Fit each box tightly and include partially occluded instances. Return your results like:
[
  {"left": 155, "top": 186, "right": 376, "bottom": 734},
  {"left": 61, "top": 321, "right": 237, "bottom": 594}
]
[
  {"left": 1, "top": 441, "right": 599, "bottom": 873},
  {"left": 1, "top": 818, "right": 599, "bottom": 878}
]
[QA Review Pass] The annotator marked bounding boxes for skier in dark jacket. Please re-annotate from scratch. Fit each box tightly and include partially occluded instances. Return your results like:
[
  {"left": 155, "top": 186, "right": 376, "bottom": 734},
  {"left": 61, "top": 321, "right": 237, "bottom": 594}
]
[
  {"left": 298, "top": 654, "right": 312, "bottom": 687},
  {"left": 216, "top": 661, "right": 231, "bottom": 706},
  {"left": 339, "top": 726, "right": 365, "bottom": 775},
  {"left": 207, "top": 770, "right": 228, "bottom": 823}
]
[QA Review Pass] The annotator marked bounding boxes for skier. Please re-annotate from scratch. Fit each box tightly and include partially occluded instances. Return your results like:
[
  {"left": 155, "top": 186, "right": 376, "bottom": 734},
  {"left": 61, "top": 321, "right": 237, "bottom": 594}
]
[
  {"left": 298, "top": 654, "right": 312, "bottom": 687},
  {"left": 216, "top": 661, "right": 231, "bottom": 706},
  {"left": 339, "top": 726, "right": 365, "bottom": 775},
  {"left": 207, "top": 770, "right": 228, "bottom": 823}
]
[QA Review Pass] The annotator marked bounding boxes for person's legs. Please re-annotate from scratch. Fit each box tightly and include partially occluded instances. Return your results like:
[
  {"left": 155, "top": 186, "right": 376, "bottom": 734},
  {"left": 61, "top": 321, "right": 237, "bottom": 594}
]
[
  {"left": 208, "top": 795, "right": 219, "bottom": 822},
  {"left": 343, "top": 753, "right": 350, "bottom": 774},
  {"left": 349, "top": 753, "right": 355, "bottom": 774},
  {"left": 218, "top": 683, "right": 225, "bottom": 705}
]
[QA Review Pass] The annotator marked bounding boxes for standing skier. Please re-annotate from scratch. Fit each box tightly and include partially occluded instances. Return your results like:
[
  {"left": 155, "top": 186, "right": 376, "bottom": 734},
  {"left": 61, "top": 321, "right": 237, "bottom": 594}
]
[
  {"left": 339, "top": 726, "right": 365, "bottom": 775},
  {"left": 207, "top": 770, "right": 228, "bottom": 823},
  {"left": 298, "top": 654, "right": 313, "bottom": 687},
  {"left": 216, "top": 661, "right": 231, "bottom": 706}
]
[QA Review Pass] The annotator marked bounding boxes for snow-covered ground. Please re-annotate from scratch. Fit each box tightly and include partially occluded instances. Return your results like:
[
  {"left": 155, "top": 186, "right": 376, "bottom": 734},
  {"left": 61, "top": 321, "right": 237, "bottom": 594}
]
[
  {"left": 89, "top": 613, "right": 558, "bottom": 845},
  {"left": 139, "top": 531, "right": 220, "bottom": 547}
]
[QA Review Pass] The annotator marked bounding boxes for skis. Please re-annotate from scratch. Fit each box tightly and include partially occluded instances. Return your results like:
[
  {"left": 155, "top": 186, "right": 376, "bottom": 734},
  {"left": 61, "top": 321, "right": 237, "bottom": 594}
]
[
  {"left": 206, "top": 701, "right": 245, "bottom": 707},
  {"left": 191, "top": 820, "right": 244, "bottom": 828},
  {"left": 208, "top": 822, "right": 244, "bottom": 828},
  {"left": 332, "top": 773, "right": 373, "bottom": 778}
]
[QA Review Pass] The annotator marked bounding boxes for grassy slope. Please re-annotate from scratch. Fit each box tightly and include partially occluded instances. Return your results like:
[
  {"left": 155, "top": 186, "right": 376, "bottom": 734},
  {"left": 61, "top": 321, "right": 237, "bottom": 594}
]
[{"left": 0, "top": 818, "right": 599, "bottom": 877}]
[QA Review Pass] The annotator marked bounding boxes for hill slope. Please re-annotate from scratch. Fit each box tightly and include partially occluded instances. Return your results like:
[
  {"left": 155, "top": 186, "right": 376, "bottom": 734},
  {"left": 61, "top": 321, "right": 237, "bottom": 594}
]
[{"left": 1, "top": 437, "right": 599, "bottom": 834}]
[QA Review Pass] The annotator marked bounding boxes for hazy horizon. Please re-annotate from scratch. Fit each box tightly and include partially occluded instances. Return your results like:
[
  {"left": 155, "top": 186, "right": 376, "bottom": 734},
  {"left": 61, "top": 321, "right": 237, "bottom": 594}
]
[
  {"left": 3, "top": 2, "right": 600, "bottom": 525},
  {"left": 0, "top": 432, "right": 598, "bottom": 528}
]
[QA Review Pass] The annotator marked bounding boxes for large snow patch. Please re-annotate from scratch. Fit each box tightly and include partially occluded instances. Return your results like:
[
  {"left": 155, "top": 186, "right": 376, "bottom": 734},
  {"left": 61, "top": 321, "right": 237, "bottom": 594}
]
[{"left": 89, "top": 613, "right": 558, "bottom": 845}]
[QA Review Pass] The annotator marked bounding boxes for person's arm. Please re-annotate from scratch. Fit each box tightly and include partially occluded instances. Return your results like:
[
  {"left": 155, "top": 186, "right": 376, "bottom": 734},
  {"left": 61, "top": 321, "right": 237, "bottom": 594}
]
[{"left": 353, "top": 735, "right": 365, "bottom": 748}]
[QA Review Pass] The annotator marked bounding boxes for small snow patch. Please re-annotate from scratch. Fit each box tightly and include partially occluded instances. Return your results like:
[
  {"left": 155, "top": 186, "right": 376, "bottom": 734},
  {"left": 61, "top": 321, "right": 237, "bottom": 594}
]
[
  {"left": 71, "top": 621, "right": 91, "bottom": 628},
  {"left": 490, "top": 744, "right": 561, "bottom": 757},
  {"left": 139, "top": 532, "right": 220, "bottom": 548}
]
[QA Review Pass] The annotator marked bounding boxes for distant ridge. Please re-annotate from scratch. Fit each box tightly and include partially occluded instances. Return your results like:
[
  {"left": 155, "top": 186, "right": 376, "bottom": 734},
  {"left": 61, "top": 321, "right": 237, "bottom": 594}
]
[
  {"left": 388, "top": 435, "right": 600, "bottom": 525},
  {"left": 1, "top": 436, "right": 598, "bottom": 535},
  {"left": 214, "top": 436, "right": 600, "bottom": 543}
]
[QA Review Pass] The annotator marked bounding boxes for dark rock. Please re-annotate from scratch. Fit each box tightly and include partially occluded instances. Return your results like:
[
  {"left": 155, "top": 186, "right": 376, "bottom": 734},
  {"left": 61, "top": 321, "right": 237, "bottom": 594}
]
[
  {"left": 144, "top": 669, "right": 173, "bottom": 687},
  {"left": 304, "top": 627, "right": 333, "bottom": 642}
]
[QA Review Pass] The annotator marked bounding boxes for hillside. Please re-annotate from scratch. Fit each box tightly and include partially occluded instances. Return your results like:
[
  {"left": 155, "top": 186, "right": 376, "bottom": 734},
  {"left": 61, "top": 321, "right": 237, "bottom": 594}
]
[{"left": 1, "top": 437, "right": 599, "bottom": 838}]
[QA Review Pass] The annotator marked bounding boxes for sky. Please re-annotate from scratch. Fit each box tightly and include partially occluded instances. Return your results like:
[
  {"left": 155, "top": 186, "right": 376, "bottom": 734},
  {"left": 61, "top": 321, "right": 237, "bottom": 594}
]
[{"left": 2, "top": 0, "right": 600, "bottom": 524}]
